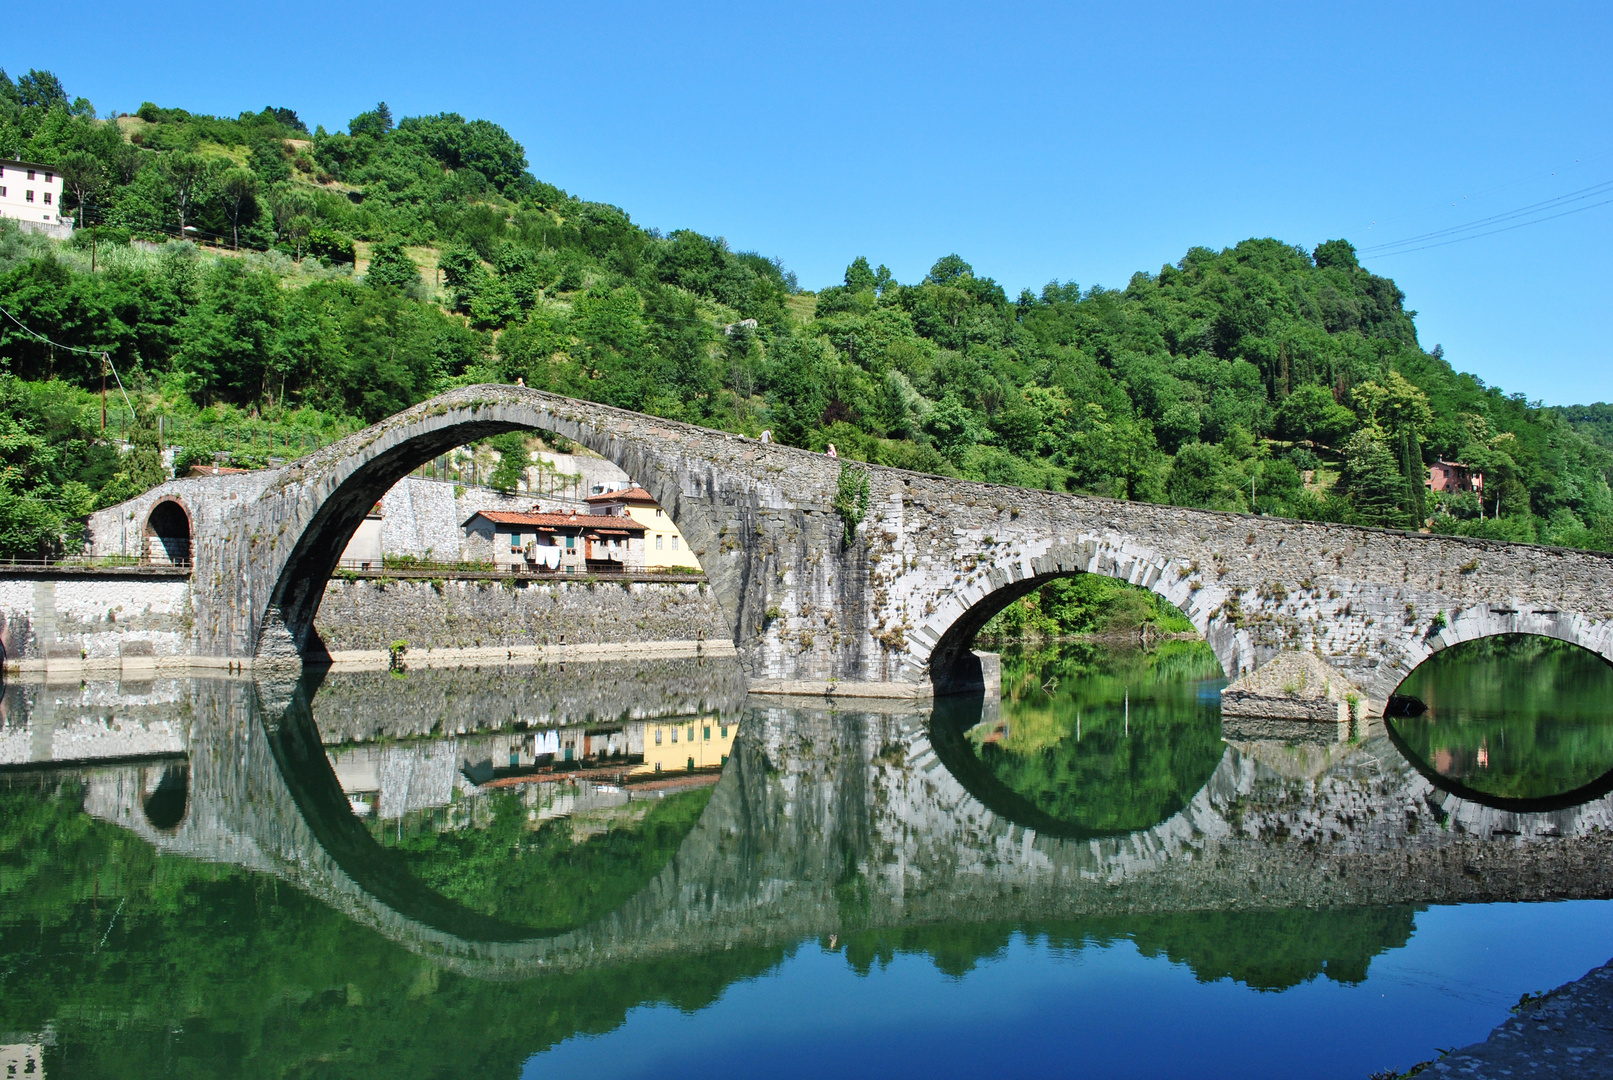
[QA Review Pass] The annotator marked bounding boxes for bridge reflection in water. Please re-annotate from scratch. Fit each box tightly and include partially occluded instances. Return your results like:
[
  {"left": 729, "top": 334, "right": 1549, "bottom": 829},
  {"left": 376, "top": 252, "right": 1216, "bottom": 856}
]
[{"left": 1, "top": 646, "right": 1612, "bottom": 1075}]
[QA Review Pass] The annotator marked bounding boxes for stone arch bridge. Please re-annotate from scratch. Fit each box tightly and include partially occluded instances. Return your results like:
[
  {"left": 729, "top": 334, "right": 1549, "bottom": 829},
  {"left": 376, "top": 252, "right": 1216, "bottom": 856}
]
[{"left": 121, "top": 384, "right": 1613, "bottom": 705}]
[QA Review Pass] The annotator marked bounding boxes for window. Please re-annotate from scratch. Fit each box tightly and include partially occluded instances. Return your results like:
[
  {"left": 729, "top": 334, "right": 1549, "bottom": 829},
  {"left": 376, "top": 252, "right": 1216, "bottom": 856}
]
[
  {"left": 720, "top": 725, "right": 727, "bottom": 738},
  {"left": 670, "top": 728, "right": 678, "bottom": 743},
  {"left": 42, "top": 192, "right": 50, "bottom": 204},
  {"left": 703, "top": 725, "right": 711, "bottom": 741},
  {"left": 26, "top": 170, "right": 35, "bottom": 180},
  {"left": 687, "top": 726, "right": 695, "bottom": 742},
  {"left": 671, "top": 536, "right": 678, "bottom": 551},
  {"left": 25, "top": 191, "right": 34, "bottom": 203},
  {"left": 656, "top": 508, "right": 663, "bottom": 517},
  {"left": 656, "top": 535, "right": 663, "bottom": 550},
  {"left": 0, "top": 187, "right": 6, "bottom": 197},
  {"left": 565, "top": 535, "right": 574, "bottom": 548},
  {"left": 44, "top": 172, "right": 52, "bottom": 182},
  {"left": 654, "top": 728, "right": 662, "bottom": 745}
]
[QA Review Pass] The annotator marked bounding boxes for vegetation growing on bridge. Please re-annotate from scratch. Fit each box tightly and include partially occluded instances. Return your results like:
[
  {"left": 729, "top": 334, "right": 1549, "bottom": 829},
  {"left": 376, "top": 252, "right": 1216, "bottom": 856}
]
[{"left": 1, "top": 66, "right": 1610, "bottom": 558}]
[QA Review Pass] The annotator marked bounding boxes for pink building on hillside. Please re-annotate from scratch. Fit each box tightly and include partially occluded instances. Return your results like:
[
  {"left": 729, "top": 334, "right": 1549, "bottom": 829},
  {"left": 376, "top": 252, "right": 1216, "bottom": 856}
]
[{"left": 1428, "top": 459, "right": 1483, "bottom": 495}]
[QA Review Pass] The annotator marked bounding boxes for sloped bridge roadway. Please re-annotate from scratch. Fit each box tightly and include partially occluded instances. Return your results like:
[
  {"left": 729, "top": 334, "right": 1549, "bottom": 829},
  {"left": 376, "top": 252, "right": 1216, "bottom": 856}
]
[{"left": 200, "top": 384, "right": 1613, "bottom": 705}]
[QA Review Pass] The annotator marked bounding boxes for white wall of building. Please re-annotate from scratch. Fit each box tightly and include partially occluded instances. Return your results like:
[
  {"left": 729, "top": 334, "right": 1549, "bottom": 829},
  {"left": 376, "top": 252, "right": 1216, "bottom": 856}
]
[{"left": 0, "top": 159, "right": 70, "bottom": 231}]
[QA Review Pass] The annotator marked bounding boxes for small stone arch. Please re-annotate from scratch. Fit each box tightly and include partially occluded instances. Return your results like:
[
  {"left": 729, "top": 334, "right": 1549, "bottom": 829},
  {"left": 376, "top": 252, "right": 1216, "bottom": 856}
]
[
  {"left": 1368, "top": 606, "right": 1613, "bottom": 705},
  {"left": 144, "top": 498, "right": 193, "bottom": 566},
  {"left": 908, "top": 535, "right": 1244, "bottom": 692}
]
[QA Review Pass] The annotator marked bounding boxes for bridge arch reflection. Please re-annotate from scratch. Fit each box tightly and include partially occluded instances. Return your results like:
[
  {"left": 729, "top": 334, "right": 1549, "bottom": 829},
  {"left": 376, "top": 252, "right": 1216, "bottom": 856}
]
[
  {"left": 1384, "top": 632, "right": 1613, "bottom": 812},
  {"left": 927, "top": 641, "right": 1228, "bottom": 839}
]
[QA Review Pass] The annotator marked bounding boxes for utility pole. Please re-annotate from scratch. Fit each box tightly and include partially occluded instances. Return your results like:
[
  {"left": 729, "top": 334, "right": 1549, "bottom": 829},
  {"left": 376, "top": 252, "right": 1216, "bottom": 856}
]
[{"left": 100, "top": 353, "right": 107, "bottom": 431}]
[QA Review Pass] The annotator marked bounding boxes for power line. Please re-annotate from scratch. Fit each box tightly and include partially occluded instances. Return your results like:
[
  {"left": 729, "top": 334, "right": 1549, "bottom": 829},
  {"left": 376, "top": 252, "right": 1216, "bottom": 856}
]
[
  {"left": 1361, "top": 177, "right": 1613, "bottom": 254},
  {"left": 0, "top": 303, "right": 135, "bottom": 416},
  {"left": 1364, "top": 196, "right": 1613, "bottom": 258}
]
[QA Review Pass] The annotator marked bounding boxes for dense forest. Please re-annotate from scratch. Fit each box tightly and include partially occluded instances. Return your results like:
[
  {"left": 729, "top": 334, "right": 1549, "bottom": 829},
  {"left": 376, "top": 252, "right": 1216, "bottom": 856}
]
[{"left": 2, "top": 66, "right": 1611, "bottom": 560}]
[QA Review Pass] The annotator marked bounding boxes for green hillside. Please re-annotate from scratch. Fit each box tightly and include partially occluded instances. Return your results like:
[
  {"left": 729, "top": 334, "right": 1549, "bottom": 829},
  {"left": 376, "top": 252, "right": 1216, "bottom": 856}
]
[{"left": 1, "top": 66, "right": 1610, "bottom": 560}]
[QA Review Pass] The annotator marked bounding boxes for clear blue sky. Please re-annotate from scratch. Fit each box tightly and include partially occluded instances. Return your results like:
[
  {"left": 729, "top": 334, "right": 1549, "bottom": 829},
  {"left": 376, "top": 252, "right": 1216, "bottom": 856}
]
[{"left": 7, "top": 1, "right": 1611, "bottom": 404}]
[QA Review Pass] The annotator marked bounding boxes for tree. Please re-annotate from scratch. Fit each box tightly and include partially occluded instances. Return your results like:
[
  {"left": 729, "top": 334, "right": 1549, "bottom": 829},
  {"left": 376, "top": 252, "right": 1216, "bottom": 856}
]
[
  {"left": 1341, "top": 430, "right": 1405, "bottom": 526},
  {"left": 56, "top": 151, "right": 107, "bottom": 228},
  {"left": 15, "top": 68, "right": 67, "bottom": 109},
  {"left": 365, "top": 241, "right": 422, "bottom": 290},
  {"left": 218, "top": 169, "right": 259, "bottom": 250},
  {"left": 349, "top": 102, "right": 394, "bottom": 138},
  {"left": 487, "top": 433, "right": 529, "bottom": 494},
  {"left": 845, "top": 256, "right": 877, "bottom": 293},
  {"left": 159, "top": 153, "right": 209, "bottom": 239},
  {"left": 1275, "top": 384, "right": 1355, "bottom": 447},
  {"left": 1167, "top": 441, "right": 1243, "bottom": 511}
]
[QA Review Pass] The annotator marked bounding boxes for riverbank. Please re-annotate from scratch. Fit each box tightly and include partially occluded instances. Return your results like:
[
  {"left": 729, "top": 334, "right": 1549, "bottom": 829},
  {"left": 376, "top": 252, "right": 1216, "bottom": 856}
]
[{"left": 1386, "top": 955, "right": 1613, "bottom": 1078}]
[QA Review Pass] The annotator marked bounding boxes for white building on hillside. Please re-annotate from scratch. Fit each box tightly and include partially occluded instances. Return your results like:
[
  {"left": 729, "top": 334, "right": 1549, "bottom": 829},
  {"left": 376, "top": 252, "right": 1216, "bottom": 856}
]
[{"left": 0, "top": 159, "right": 72, "bottom": 237}]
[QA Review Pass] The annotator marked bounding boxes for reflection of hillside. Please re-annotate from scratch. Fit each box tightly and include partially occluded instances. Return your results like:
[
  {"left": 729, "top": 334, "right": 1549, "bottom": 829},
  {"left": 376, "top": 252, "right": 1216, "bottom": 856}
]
[
  {"left": 827, "top": 907, "right": 1417, "bottom": 990},
  {"left": 0, "top": 771, "right": 1424, "bottom": 1078},
  {"left": 371, "top": 783, "right": 715, "bottom": 934},
  {"left": 0, "top": 779, "right": 787, "bottom": 1080},
  {"left": 4, "top": 676, "right": 1613, "bottom": 1074}
]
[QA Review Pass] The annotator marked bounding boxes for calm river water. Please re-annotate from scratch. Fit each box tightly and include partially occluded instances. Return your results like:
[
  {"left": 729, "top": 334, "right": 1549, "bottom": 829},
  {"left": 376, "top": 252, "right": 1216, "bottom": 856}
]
[{"left": 2, "top": 635, "right": 1611, "bottom": 1079}]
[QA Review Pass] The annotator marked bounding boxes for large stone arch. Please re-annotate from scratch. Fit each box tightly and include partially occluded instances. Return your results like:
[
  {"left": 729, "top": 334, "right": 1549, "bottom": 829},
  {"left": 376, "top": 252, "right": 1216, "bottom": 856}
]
[{"left": 206, "top": 386, "right": 772, "bottom": 663}]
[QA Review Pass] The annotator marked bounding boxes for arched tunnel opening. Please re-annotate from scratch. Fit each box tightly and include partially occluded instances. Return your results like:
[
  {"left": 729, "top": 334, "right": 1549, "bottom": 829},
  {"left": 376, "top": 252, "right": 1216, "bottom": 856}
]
[
  {"left": 1381, "top": 632, "right": 1613, "bottom": 811},
  {"left": 144, "top": 499, "right": 192, "bottom": 567}
]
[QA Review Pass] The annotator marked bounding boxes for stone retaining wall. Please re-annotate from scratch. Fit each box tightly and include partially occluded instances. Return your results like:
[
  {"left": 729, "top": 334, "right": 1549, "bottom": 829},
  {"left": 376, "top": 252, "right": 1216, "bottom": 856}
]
[
  {"left": 0, "top": 572, "right": 731, "bottom": 675},
  {"left": 0, "top": 576, "right": 192, "bottom": 667},
  {"left": 312, "top": 576, "right": 729, "bottom": 654}
]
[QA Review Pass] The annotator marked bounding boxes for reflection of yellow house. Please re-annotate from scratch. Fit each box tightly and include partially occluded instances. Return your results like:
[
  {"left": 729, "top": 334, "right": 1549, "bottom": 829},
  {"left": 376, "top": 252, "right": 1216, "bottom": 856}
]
[
  {"left": 632, "top": 716, "right": 736, "bottom": 774},
  {"left": 586, "top": 487, "right": 702, "bottom": 572}
]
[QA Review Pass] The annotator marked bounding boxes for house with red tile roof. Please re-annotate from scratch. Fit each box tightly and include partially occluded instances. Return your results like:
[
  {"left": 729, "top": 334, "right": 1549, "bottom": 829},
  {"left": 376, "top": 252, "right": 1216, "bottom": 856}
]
[
  {"left": 462, "top": 508, "right": 647, "bottom": 573},
  {"left": 584, "top": 487, "right": 702, "bottom": 572}
]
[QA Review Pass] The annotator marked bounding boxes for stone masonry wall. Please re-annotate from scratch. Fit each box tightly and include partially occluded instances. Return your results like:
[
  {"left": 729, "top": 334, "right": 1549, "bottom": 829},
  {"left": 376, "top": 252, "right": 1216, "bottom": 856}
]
[
  {"left": 312, "top": 577, "right": 728, "bottom": 654},
  {"left": 308, "top": 656, "right": 748, "bottom": 744},
  {"left": 0, "top": 576, "right": 192, "bottom": 663}
]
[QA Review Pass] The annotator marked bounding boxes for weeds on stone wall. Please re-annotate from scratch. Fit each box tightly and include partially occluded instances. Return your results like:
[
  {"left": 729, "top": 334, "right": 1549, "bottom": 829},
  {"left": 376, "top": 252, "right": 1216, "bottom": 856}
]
[{"left": 833, "top": 464, "right": 871, "bottom": 545}]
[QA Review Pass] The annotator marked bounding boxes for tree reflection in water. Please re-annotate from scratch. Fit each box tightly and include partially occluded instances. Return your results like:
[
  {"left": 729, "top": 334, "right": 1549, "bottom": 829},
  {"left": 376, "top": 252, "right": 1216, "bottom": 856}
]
[
  {"left": 373, "top": 784, "right": 714, "bottom": 933},
  {"left": 1388, "top": 634, "right": 1613, "bottom": 804},
  {"left": 935, "top": 640, "right": 1226, "bottom": 836}
]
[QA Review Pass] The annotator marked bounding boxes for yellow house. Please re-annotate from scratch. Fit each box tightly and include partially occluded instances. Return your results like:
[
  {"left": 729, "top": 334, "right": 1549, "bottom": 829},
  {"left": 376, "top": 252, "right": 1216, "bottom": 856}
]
[
  {"left": 585, "top": 486, "right": 702, "bottom": 572},
  {"left": 631, "top": 716, "right": 736, "bottom": 775}
]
